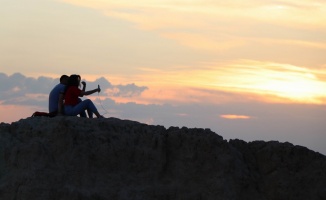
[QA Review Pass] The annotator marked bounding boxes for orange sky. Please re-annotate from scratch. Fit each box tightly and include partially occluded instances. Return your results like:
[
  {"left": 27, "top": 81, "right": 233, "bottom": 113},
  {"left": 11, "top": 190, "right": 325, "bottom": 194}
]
[{"left": 1, "top": 0, "right": 326, "bottom": 105}]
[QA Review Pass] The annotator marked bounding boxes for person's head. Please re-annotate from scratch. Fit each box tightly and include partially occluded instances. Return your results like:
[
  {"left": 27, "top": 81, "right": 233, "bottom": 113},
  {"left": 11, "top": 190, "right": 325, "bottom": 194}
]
[
  {"left": 59, "top": 75, "right": 69, "bottom": 85},
  {"left": 68, "top": 74, "right": 81, "bottom": 87}
]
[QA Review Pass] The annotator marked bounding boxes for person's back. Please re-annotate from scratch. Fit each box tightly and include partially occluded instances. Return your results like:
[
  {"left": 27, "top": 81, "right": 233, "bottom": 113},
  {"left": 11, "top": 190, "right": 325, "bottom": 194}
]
[{"left": 48, "top": 75, "right": 68, "bottom": 114}]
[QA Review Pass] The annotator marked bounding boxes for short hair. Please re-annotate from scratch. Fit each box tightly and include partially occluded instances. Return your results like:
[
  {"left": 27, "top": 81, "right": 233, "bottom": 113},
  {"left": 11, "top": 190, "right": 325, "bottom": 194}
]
[{"left": 59, "top": 75, "right": 69, "bottom": 83}]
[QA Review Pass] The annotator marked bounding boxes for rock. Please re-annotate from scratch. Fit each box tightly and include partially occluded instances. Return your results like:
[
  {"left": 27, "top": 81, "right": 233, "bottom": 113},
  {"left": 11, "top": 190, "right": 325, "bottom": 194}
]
[{"left": 0, "top": 117, "right": 325, "bottom": 200}]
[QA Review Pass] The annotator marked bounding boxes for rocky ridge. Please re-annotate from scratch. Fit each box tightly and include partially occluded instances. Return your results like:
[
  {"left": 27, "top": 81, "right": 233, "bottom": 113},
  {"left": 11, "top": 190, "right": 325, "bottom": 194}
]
[{"left": 0, "top": 117, "right": 325, "bottom": 200}]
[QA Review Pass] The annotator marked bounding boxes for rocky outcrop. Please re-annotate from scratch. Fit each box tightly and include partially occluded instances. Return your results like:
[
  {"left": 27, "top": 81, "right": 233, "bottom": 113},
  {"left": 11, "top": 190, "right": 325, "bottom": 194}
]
[{"left": 0, "top": 117, "right": 325, "bottom": 200}]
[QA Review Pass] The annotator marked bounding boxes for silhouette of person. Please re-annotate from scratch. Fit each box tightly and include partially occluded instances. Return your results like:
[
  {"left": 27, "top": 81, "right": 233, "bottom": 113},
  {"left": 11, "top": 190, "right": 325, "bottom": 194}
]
[
  {"left": 64, "top": 74, "right": 103, "bottom": 118},
  {"left": 48, "top": 75, "right": 68, "bottom": 116}
]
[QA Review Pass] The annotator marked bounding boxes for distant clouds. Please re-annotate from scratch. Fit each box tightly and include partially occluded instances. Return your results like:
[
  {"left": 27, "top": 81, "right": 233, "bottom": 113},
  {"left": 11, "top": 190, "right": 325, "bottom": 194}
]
[
  {"left": 79, "top": 76, "right": 148, "bottom": 98},
  {"left": 129, "top": 60, "right": 326, "bottom": 104},
  {"left": 61, "top": 0, "right": 326, "bottom": 26},
  {"left": 220, "top": 115, "right": 251, "bottom": 120},
  {"left": 0, "top": 72, "right": 326, "bottom": 155},
  {"left": 57, "top": 0, "right": 326, "bottom": 104},
  {"left": 0, "top": 73, "right": 55, "bottom": 106},
  {"left": 111, "top": 83, "right": 148, "bottom": 97},
  {"left": 0, "top": 72, "right": 147, "bottom": 107},
  {"left": 62, "top": 0, "right": 326, "bottom": 51}
]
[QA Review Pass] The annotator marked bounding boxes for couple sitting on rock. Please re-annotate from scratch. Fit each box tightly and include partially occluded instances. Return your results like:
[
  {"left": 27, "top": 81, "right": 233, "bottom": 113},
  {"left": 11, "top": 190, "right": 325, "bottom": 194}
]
[{"left": 49, "top": 74, "right": 104, "bottom": 118}]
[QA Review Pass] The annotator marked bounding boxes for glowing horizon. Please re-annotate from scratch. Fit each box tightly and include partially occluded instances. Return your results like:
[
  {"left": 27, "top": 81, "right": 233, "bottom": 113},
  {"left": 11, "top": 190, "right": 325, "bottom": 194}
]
[
  {"left": 108, "top": 60, "right": 326, "bottom": 105},
  {"left": 5, "top": 57, "right": 326, "bottom": 106}
]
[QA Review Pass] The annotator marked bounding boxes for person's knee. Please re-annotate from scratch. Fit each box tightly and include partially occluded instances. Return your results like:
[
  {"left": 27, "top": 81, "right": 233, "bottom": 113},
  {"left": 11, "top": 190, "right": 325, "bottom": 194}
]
[
  {"left": 84, "top": 99, "right": 97, "bottom": 111},
  {"left": 84, "top": 99, "right": 92, "bottom": 105}
]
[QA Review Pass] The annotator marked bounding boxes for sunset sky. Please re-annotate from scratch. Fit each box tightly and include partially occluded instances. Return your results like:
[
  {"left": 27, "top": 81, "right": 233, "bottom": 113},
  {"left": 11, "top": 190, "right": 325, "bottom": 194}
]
[{"left": 1, "top": 0, "right": 326, "bottom": 155}]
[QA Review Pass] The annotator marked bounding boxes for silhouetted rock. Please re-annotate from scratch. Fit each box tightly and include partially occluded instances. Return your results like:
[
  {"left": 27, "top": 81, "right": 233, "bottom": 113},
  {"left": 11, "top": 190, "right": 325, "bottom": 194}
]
[{"left": 0, "top": 117, "right": 325, "bottom": 200}]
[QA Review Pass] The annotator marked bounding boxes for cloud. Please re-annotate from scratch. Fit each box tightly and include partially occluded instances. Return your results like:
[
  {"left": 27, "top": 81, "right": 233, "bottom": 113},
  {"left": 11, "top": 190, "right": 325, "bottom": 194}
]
[
  {"left": 0, "top": 72, "right": 148, "bottom": 106},
  {"left": 81, "top": 77, "right": 148, "bottom": 98},
  {"left": 114, "top": 83, "right": 148, "bottom": 97},
  {"left": 61, "top": 0, "right": 326, "bottom": 26},
  {"left": 60, "top": 0, "right": 326, "bottom": 52},
  {"left": 0, "top": 73, "right": 53, "bottom": 93},
  {"left": 83, "top": 77, "right": 113, "bottom": 89},
  {"left": 1, "top": 72, "right": 326, "bottom": 155},
  {"left": 210, "top": 60, "right": 326, "bottom": 103},
  {"left": 0, "top": 73, "right": 55, "bottom": 101},
  {"left": 128, "top": 60, "right": 326, "bottom": 105},
  {"left": 220, "top": 115, "right": 251, "bottom": 120}
]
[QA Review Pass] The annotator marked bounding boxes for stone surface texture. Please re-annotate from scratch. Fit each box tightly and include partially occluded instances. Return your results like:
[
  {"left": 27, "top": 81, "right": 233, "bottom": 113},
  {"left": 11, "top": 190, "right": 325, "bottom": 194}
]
[{"left": 0, "top": 117, "right": 325, "bottom": 200}]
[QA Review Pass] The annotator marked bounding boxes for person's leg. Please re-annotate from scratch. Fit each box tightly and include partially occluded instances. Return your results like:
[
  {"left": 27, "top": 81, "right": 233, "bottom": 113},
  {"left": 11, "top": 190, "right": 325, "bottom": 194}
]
[
  {"left": 63, "top": 102, "right": 89, "bottom": 117},
  {"left": 64, "top": 105, "right": 75, "bottom": 116},
  {"left": 86, "top": 109, "right": 94, "bottom": 118},
  {"left": 71, "top": 99, "right": 102, "bottom": 118},
  {"left": 78, "top": 98, "right": 87, "bottom": 117},
  {"left": 84, "top": 99, "right": 102, "bottom": 118}
]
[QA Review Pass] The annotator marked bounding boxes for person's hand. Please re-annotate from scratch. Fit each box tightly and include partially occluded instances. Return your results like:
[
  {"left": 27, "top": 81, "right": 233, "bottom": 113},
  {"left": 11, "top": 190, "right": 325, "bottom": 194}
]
[
  {"left": 97, "top": 88, "right": 101, "bottom": 93},
  {"left": 81, "top": 81, "right": 86, "bottom": 86}
]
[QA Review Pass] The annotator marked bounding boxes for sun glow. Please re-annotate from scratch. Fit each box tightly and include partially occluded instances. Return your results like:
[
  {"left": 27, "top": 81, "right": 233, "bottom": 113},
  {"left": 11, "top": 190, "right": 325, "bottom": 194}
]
[
  {"left": 202, "top": 61, "right": 326, "bottom": 103},
  {"left": 131, "top": 60, "right": 326, "bottom": 105},
  {"left": 252, "top": 74, "right": 324, "bottom": 100}
]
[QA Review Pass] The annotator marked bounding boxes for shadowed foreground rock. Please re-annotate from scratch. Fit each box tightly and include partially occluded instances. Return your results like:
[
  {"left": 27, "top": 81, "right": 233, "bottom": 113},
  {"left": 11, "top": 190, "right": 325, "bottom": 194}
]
[{"left": 0, "top": 117, "right": 325, "bottom": 200}]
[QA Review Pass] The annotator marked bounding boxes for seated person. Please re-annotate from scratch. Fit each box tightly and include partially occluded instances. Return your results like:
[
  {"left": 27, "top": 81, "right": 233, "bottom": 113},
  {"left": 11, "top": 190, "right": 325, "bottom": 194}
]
[
  {"left": 64, "top": 74, "right": 103, "bottom": 118},
  {"left": 48, "top": 75, "right": 68, "bottom": 116}
]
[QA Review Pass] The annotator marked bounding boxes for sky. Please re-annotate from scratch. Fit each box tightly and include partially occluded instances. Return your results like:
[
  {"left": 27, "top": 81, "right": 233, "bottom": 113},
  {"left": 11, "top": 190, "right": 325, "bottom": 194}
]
[{"left": 1, "top": 0, "right": 326, "bottom": 155}]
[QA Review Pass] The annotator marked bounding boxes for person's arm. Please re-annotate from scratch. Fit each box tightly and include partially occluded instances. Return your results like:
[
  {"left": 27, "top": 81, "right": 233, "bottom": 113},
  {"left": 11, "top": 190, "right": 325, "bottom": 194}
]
[
  {"left": 57, "top": 93, "right": 64, "bottom": 115},
  {"left": 79, "top": 81, "right": 86, "bottom": 97},
  {"left": 80, "top": 88, "right": 100, "bottom": 96}
]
